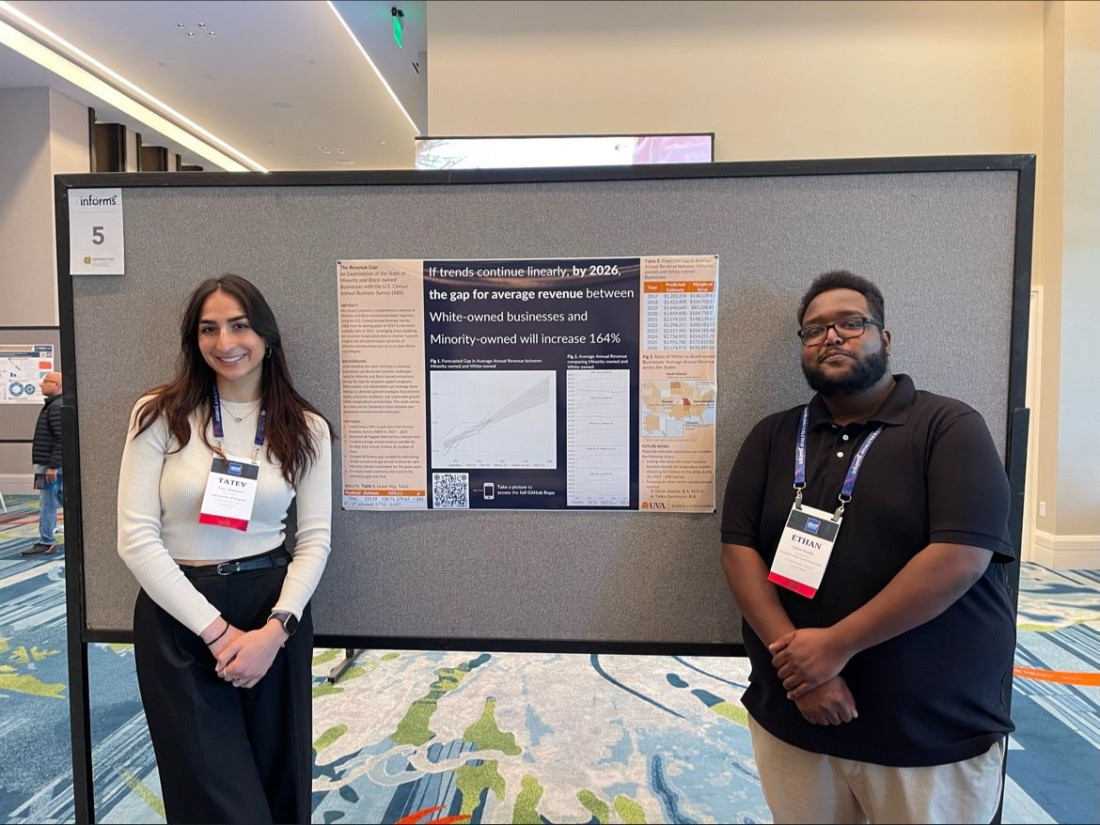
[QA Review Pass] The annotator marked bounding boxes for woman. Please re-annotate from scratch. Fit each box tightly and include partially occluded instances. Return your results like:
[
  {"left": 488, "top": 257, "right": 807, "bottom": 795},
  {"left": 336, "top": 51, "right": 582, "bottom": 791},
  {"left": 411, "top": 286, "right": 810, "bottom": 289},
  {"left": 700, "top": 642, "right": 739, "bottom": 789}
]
[{"left": 118, "top": 274, "right": 333, "bottom": 824}]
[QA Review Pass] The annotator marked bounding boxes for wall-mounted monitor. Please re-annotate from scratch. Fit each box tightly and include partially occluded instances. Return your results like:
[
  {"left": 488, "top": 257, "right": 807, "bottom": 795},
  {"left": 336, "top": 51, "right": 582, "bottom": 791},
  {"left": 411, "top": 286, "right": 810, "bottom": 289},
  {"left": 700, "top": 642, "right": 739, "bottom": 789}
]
[{"left": 414, "top": 133, "right": 714, "bottom": 170}]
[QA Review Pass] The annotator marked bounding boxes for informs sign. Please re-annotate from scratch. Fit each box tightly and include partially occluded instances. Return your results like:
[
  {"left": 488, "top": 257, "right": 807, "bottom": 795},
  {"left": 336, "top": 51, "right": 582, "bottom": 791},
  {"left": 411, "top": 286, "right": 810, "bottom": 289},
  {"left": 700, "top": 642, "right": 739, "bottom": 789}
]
[{"left": 68, "top": 188, "right": 125, "bottom": 275}]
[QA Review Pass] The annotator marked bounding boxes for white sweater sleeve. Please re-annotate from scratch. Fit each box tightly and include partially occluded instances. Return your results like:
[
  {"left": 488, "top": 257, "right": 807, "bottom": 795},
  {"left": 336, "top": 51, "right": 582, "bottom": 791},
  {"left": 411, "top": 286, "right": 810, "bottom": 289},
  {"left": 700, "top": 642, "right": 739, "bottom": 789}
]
[
  {"left": 271, "top": 414, "right": 333, "bottom": 620},
  {"left": 116, "top": 402, "right": 221, "bottom": 635}
]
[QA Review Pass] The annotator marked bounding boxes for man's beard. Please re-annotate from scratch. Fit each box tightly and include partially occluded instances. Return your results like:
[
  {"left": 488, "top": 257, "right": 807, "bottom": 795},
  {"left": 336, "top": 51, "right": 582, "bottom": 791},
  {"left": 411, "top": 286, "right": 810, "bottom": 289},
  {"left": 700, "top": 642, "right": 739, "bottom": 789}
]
[{"left": 802, "top": 347, "right": 889, "bottom": 396}]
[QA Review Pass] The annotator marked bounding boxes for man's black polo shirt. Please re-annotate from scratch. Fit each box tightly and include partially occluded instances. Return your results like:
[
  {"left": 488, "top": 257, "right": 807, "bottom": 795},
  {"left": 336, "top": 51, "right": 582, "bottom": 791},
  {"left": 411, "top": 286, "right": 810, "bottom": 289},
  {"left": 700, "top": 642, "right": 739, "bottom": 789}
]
[{"left": 721, "top": 374, "right": 1016, "bottom": 767}]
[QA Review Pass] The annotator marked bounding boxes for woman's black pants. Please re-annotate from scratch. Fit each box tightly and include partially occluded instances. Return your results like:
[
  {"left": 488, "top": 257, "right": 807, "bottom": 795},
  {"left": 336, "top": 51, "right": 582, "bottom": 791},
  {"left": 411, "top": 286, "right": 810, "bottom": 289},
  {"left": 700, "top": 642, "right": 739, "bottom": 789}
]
[{"left": 133, "top": 550, "right": 313, "bottom": 824}]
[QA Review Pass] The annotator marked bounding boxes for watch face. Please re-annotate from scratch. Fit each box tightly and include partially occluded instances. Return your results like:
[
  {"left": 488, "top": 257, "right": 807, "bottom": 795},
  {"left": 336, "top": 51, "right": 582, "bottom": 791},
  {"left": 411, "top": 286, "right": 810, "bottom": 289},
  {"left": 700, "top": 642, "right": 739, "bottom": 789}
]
[{"left": 272, "top": 611, "right": 298, "bottom": 636}]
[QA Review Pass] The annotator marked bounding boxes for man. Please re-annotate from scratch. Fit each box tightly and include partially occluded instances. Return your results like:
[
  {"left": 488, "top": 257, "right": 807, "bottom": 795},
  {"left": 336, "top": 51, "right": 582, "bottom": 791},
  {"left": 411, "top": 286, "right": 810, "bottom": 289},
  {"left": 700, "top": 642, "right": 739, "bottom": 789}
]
[
  {"left": 721, "top": 271, "right": 1015, "bottom": 824},
  {"left": 22, "top": 371, "right": 64, "bottom": 556}
]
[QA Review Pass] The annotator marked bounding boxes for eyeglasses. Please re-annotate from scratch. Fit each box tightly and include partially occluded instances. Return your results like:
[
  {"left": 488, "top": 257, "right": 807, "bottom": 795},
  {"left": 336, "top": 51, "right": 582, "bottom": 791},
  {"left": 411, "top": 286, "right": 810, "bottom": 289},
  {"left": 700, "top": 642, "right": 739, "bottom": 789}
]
[{"left": 797, "top": 316, "right": 883, "bottom": 346}]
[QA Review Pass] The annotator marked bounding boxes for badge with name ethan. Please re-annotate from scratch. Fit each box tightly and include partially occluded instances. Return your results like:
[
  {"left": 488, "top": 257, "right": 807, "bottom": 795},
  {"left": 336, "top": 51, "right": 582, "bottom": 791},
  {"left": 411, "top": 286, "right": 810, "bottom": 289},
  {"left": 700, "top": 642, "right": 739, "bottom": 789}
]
[
  {"left": 198, "top": 456, "right": 260, "bottom": 531},
  {"left": 769, "top": 406, "right": 885, "bottom": 599},
  {"left": 768, "top": 504, "right": 841, "bottom": 598}
]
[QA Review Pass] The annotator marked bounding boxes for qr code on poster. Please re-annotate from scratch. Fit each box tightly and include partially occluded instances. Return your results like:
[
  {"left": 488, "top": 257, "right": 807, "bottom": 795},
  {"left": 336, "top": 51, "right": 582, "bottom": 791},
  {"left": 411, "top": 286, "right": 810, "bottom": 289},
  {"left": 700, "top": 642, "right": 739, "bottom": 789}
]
[{"left": 432, "top": 472, "right": 470, "bottom": 509}]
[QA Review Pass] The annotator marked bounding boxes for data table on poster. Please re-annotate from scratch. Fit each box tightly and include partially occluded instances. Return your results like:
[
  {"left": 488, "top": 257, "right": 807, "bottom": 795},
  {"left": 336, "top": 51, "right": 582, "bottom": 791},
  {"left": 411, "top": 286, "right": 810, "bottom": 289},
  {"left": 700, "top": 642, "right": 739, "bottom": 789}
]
[{"left": 643, "top": 283, "right": 717, "bottom": 351}]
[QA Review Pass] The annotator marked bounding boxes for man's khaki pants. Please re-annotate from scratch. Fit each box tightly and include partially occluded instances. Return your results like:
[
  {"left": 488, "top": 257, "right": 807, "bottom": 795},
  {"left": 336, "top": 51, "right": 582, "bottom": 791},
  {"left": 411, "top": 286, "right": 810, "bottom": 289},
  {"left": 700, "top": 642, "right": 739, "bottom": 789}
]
[{"left": 749, "top": 715, "right": 1005, "bottom": 824}]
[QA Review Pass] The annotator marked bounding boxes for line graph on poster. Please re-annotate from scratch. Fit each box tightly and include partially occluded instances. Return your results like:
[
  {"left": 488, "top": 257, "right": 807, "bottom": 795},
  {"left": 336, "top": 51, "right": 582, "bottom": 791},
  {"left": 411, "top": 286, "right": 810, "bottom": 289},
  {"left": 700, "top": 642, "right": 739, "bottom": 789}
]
[{"left": 430, "top": 370, "right": 557, "bottom": 469}]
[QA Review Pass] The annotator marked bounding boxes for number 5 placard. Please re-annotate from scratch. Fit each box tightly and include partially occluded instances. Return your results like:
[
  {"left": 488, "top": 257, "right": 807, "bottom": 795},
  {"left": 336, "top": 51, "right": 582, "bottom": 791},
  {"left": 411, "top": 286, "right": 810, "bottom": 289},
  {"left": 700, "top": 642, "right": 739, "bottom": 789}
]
[{"left": 68, "top": 188, "right": 125, "bottom": 275}]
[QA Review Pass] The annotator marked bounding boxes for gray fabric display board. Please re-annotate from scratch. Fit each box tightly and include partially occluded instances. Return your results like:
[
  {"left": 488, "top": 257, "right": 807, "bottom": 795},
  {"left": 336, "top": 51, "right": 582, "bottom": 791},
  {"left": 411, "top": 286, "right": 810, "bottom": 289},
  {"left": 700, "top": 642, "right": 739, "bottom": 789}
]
[{"left": 56, "top": 158, "right": 1033, "bottom": 652}]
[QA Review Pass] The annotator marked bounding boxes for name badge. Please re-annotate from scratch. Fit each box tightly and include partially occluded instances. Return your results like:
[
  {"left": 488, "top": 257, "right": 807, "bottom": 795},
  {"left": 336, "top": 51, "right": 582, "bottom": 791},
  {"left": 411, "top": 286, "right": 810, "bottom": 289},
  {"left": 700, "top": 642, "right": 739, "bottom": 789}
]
[
  {"left": 198, "top": 456, "right": 260, "bottom": 532},
  {"left": 768, "top": 503, "right": 841, "bottom": 599}
]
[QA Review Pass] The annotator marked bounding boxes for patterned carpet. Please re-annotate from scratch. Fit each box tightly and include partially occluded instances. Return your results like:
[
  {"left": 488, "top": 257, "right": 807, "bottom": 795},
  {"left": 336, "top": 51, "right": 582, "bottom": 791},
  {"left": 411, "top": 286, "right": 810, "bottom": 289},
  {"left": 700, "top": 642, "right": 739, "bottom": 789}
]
[{"left": 0, "top": 494, "right": 1097, "bottom": 824}]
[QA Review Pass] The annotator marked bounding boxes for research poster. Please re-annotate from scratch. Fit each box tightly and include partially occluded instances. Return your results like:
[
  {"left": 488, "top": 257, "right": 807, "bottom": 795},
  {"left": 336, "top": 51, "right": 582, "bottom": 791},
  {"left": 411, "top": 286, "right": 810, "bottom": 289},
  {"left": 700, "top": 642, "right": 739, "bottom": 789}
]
[
  {"left": 338, "top": 256, "right": 717, "bottom": 512},
  {"left": 1, "top": 345, "right": 54, "bottom": 404}
]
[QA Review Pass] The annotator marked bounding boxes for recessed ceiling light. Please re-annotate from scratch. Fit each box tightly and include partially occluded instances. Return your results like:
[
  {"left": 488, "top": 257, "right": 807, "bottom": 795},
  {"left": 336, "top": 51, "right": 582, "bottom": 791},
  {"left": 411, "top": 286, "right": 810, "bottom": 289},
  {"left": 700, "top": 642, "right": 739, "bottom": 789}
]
[
  {"left": 379, "top": 140, "right": 387, "bottom": 145},
  {"left": 186, "top": 32, "right": 195, "bottom": 38},
  {"left": 198, "top": 22, "right": 207, "bottom": 28},
  {"left": 334, "top": 159, "right": 355, "bottom": 165},
  {"left": 207, "top": 31, "right": 216, "bottom": 37},
  {"left": 1, "top": 4, "right": 265, "bottom": 171},
  {"left": 176, "top": 23, "right": 185, "bottom": 27}
]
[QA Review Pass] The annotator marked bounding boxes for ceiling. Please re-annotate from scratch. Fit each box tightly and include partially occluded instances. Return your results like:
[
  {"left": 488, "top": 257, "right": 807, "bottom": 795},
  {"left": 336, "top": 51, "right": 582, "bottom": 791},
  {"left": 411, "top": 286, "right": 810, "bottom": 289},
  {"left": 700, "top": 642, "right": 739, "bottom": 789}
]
[{"left": 0, "top": 0, "right": 427, "bottom": 171}]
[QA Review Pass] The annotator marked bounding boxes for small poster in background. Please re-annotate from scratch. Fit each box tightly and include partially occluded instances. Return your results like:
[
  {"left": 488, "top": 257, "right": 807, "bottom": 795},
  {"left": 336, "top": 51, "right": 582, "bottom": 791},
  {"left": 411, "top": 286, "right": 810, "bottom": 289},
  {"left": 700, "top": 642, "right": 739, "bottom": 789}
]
[
  {"left": 1, "top": 345, "right": 54, "bottom": 404},
  {"left": 68, "top": 188, "right": 125, "bottom": 275}
]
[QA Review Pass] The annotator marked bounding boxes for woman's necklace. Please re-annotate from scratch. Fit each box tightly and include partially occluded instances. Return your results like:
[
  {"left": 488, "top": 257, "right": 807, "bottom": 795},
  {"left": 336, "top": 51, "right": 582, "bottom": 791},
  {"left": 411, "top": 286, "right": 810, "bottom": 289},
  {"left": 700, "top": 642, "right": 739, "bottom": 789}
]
[{"left": 228, "top": 402, "right": 261, "bottom": 423}]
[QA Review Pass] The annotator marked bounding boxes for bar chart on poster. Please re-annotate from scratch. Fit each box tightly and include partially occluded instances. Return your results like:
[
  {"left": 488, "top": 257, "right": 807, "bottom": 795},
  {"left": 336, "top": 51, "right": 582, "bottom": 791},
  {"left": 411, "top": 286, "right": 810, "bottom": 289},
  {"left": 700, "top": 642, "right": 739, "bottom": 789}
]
[{"left": 566, "top": 369, "right": 631, "bottom": 508}]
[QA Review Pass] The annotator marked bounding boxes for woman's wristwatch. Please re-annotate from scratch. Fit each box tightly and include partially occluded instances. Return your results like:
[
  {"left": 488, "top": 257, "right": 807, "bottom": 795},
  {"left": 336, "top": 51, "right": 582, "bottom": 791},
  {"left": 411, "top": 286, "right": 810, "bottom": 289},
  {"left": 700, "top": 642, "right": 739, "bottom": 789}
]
[{"left": 268, "top": 610, "right": 299, "bottom": 638}]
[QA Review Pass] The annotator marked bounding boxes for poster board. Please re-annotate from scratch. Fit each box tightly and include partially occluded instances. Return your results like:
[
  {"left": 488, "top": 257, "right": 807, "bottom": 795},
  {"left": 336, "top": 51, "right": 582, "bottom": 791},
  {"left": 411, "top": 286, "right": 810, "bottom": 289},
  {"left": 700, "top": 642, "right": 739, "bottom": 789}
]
[
  {"left": 56, "top": 157, "right": 1033, "bottom": 650},
  {"left": 0, "top": 330, "right": 60, "bottom": 439}
]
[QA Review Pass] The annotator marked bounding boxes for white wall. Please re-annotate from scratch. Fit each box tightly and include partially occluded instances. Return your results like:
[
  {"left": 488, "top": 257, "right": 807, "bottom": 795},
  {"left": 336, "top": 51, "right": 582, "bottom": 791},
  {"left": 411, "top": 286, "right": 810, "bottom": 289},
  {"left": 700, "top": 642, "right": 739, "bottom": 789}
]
[
  {"left": 0, "top": 87, "right": 89, "bottom": 491},
  {"left": 1054, "top": 1, "right": 1100, "bottom": 536},
  {"left": 427, "top": 1, "right": 1041, "bottom": 160},
  {"left": 0, "top": 88, "right": 59, "bottom": 327},
  {"left": 1036, "top": 0, "right": 1064, "bottom": 544},
  {"left": 427, "top": 0, "right": 1099, "bottom": 563}
]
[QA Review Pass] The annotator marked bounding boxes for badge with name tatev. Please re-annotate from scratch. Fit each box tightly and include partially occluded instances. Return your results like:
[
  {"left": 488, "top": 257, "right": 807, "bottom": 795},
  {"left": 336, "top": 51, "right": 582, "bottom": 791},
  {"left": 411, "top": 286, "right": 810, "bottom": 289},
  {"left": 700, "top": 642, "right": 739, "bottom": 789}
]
[
  {"left": 198, "top": 456, "right": 260, "bottom": 531},
  {"left": 768, "top": 504, "right": 840, "bottom": 598}
]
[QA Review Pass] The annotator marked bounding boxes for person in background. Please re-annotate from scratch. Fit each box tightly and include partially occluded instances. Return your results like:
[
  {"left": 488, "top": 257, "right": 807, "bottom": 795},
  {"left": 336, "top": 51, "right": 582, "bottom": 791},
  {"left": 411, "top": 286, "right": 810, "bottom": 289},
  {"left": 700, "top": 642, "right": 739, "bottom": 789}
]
[
  {"left": 720, "top": 270, "right": 1015, "bottom": 824},
  {"left": 117, "top": 274, "right": 333, "bottom": 823},
  {"left": 23, "top": 371, "right": 64, "bottom": 556}
]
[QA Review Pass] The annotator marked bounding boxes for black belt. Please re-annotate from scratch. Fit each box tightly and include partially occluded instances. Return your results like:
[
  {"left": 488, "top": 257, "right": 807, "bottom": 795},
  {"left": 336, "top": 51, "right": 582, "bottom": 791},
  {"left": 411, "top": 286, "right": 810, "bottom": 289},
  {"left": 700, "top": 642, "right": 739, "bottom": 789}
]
[{"left": 182, "top": 548, "right": 289, "bottom": 578}]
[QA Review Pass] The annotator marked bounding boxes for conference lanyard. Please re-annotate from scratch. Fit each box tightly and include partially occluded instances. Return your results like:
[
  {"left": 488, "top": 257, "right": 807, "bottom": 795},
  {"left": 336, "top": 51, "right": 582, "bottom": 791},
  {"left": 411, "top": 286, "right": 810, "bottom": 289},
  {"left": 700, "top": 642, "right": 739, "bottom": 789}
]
[
  {"left": 211, "top": 384, "right": 266, "bottom": 463},
  {"left": 794, "top": 406, "right": 883, "bottom": 521},
  {"left": 199, "top": 386, "right": 265, "bottom": 532},
  {"left": 769, "top": 408, "right": 885, "bottom": 599}
]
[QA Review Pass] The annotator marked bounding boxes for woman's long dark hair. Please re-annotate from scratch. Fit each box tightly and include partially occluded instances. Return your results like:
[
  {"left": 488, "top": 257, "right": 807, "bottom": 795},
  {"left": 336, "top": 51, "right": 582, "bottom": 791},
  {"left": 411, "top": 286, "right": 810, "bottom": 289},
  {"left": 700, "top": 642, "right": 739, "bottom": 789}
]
[{"left": 133, "top": 274, "right": 333, "bottom": 485}]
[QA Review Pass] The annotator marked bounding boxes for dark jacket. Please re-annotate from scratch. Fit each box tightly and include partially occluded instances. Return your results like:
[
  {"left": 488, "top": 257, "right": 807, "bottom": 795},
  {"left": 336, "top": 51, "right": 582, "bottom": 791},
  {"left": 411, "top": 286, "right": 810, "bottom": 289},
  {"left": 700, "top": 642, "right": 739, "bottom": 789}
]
[{"left": 32, "top": 393, "right": 63, "bottom": 469}]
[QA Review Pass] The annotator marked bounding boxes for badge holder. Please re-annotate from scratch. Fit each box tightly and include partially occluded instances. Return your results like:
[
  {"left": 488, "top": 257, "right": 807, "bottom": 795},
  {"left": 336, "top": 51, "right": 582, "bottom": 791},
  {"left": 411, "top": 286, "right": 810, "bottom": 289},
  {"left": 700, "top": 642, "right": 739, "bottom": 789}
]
[
  {"left": 197, "top": 385, "right": 266, "bottom": 532},
  {"left": 199, "top": 456, "right": 261, "bottom": 531},
  {"left": 768, "top": 407, "right": 883, "bottom": 599}
]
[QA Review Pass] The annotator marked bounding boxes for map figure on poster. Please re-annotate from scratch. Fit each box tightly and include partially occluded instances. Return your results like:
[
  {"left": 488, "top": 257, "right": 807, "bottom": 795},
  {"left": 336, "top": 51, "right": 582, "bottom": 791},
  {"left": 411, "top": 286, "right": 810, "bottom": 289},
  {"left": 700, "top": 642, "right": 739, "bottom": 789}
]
[{"left": 641, "top": 380, "right": 716, "bottom": 438}]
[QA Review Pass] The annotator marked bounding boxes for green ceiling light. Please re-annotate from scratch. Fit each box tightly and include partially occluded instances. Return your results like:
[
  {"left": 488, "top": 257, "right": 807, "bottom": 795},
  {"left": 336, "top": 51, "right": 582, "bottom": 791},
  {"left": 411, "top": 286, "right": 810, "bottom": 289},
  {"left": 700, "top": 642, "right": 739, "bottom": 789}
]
[{"left": 391, "top": 7, "right": 404, "bottom": 49}]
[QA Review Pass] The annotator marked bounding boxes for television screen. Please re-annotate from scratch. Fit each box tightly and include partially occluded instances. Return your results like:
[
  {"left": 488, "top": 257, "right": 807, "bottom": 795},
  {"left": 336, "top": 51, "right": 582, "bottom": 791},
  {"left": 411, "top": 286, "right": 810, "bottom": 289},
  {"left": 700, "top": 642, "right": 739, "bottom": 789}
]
[{"left": 414, "top": 134, "right": 714, "bottom": 170}]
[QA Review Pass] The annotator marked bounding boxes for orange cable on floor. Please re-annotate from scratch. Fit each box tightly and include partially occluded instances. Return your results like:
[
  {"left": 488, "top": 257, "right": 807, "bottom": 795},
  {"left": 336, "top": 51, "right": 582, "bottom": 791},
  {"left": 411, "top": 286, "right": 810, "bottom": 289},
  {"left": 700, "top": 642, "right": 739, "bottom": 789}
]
[{"left": 1013, "top": 665, "right": 1100, "bottom": 687}]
